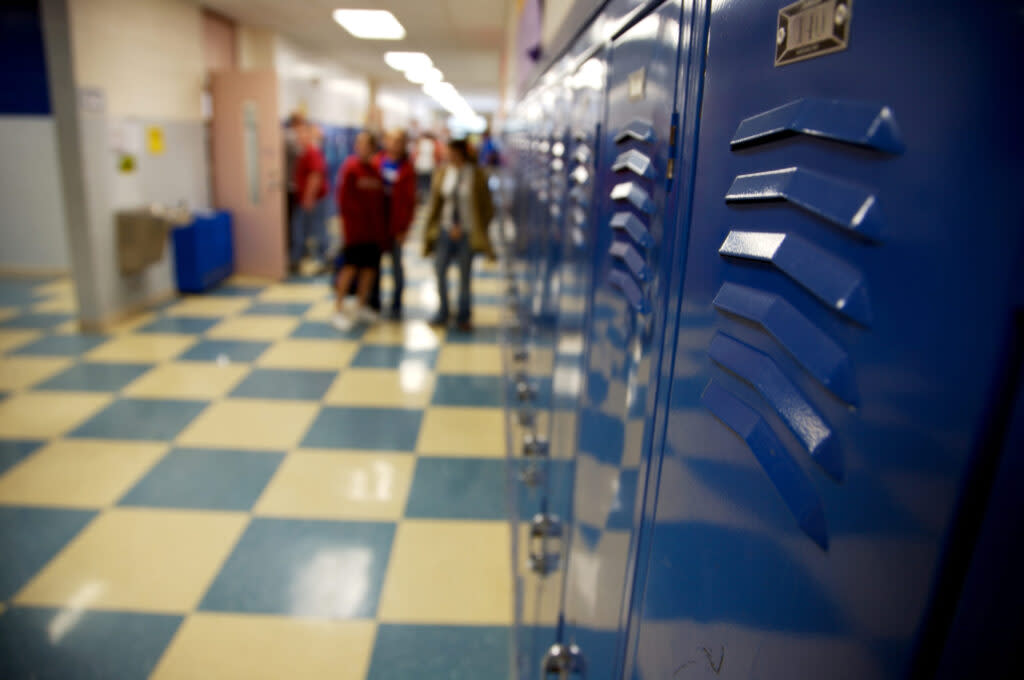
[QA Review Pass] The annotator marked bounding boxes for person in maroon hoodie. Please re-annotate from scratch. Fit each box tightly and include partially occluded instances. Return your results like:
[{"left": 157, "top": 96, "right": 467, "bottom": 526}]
[
  {"left": 372, "top": 128, "right": 417, "bottom": 318},
  {"left": 332, "top": 130, "right": 386, "bottom": 331}
]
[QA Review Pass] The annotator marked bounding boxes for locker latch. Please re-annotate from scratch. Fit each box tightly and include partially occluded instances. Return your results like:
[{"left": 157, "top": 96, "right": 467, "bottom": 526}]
[
  {"left": 528, "top": 512, "right": 563, "bottom": 575},
  {"left": 542, "top": 641, "right": 586, "bottom": 678}
]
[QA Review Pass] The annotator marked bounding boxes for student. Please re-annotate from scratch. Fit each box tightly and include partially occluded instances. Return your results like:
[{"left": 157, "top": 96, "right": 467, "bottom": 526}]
[
  {"left": 289, "top": 122, "right": 329, "bottom": 272},
  {"left": 423, "top": 138, "right": 495, "bottom": 332},
  {"left": 413, "top": 132, "right": 441, "bottom": 202},
  {"left": 373, "top": 128, "right": 417, "bottom": 318},
  {"left": 333, "top": 131, "right": 386, "bottom": 331}
]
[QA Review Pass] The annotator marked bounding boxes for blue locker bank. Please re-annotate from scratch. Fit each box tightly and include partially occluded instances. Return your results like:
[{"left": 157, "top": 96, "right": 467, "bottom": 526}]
[{"left": 498, "top": 1, "right": 1024, "bottom": 678}]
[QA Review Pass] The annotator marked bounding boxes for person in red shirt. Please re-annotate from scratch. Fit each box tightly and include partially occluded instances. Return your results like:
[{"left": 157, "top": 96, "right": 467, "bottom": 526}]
[
  {"left": 372, "top": 128, "right": 417, "bottom": 318},
  {"left": 290, "top": 122, "right": 329, "bottom": 272},
  {"left": 333, "top": 130, "right": 386, "bottom": 331}
]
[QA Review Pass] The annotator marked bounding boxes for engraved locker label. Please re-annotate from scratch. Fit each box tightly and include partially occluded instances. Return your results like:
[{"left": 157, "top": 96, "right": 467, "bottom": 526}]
[
  {"left": 628, "top": 68, "right": 646, "bottom": 100},
  {"left": 776, "top": 0, "right": 851, "bottom": 67}
]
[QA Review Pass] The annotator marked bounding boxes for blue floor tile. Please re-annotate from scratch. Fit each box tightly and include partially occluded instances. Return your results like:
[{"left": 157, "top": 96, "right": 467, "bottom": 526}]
[
  {"left": 179, "top": 339, "right": 271, "bottom": 363},
  {"left": 404, "top": 458, "right": 507, "bottom": 520},
  {"left": 205, "top": 285, "right": 266, "bottom": 297},
  {"left": 0, "top": 507, "right": 96, "bottom": 599},
  {"left": 432, "top": 375, "right": 504, "bottom": 407},
  {"left": 0, "top": 280, "right": 48, "bottom": 306},
  {"left": 119, "top": 448, "right": 283, "bottom": 511},
  {"left": 301, "top": 407, "right": 423, "bottom": 451},
  {"left": 350, "top": 345, "right": 438, "bottom": 369},
  {"left": 446, "top": 325, "right": 502, "bottom": 344},
  {"left": 200, "top": 518, "right": 395, "bottom": 619},
  {"left": 70, "top": 399, "right": 207, "bottom": 441},
  {"left": 367, "top": 625, "right": 509, "bottom": 680},
  {"left": 0, "top": 606, "right": 182, "bottom": 680},
  {"left": 244, "top": 301, "right": 312, "bottom": 316},
  {"left": 10, "top": 335, "right": 107, "bottom": 357},
  {"left": 291, "top": 320, "right": 365, "bottom": 340},
  {"left": 37, "top": 363, "right": 151, "bottom": 392},
  {"left": 230, "top": 368, "right": 336, "bottom": 401},
  {"left": 137, "top": 316, "right": 220, "bottom": 334},
  {"left": 0, "top": 313, "right": 72, "bottom": 330},
  {"left": 0, "top": 439, "right": 45, "bottom": 477}
]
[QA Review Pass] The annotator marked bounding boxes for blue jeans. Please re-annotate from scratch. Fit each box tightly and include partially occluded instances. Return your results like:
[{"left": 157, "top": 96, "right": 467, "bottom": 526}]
[
  {"left": 369, "top": 240, "right": 405, "bottom": 312},
  {"left": 435, "top": 230, "right": 473, "bottom": 323},
  {"left": 289, "top": 199, "right": 327, "bottom": 265}
]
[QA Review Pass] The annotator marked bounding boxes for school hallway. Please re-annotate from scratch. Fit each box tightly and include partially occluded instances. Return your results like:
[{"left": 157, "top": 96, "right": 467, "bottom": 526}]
[{"left": 0, "top": 240, "right": 515, "bottom": 678}]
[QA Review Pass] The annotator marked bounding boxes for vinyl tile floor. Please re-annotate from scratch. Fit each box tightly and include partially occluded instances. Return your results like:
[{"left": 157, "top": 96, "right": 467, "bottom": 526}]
[{"left": 0, "top": 245, "right": 516, "bottom": 679}]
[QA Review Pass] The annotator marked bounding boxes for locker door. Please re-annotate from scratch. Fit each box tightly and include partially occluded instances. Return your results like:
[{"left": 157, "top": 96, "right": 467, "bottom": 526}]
[
  {"left": 513, "top": 52, "right": 610, "bottom": 680},
  {"left": 511, "top": 75, "right": 576, "bottom": 680},
  {"left": 627, "top": 1, "right": 1024, "bottom": 678},
  {"left": 542, "top": 2, "right": 687, "bottom": 676}
]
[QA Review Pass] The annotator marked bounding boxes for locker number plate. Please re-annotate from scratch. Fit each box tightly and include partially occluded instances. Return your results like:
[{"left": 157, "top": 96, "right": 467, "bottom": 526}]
[{"left": 776, "top": 0, "right": 851, "bottom": 66}]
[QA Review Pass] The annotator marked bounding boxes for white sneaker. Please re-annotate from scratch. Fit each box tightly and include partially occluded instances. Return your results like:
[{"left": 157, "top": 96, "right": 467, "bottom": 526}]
[
  {"left": 356, "top": 307, "right": 380, "bottom": 323},
  {"left": 331, "top": 311, "right": 354, "bottom": 331}
]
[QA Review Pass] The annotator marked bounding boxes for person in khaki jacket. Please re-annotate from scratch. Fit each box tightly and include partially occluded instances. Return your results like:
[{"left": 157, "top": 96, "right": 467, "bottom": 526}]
[{"left": 423, "top": 138, "right": 495, "bottom": 331}]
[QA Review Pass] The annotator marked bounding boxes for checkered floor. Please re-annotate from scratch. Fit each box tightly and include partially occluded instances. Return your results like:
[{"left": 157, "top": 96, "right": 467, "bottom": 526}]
[{"left": 0, "top": 249, "right": 515, "bottom": 678}]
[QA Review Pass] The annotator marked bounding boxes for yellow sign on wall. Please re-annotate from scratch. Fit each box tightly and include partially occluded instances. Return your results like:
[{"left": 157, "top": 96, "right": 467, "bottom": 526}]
[{"left": 146, "top": 126, "right": 165, "bottom": 155}]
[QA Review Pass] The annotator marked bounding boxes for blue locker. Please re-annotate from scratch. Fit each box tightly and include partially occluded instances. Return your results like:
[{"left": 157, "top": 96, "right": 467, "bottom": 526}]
[
  {"left": 623, "top": 1, "right": 1024, "bottom": 678},
  {"left": 541, "top": 1, "right": 692, "bottom": 676}
]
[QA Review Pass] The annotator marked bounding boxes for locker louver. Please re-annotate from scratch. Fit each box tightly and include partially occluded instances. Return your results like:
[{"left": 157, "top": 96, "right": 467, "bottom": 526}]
[
  {"left": 608, "top": 119, "right": 658, "bottom": 314},
  {"left": 702, "top": 97, "right": 905, "bottom": 549}
]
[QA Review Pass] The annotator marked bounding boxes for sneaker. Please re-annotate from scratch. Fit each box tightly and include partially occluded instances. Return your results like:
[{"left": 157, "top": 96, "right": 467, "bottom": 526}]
[
  {"left": 356, "top": 307, "right": 380, "bottom": 323},
  {"left": 428, "top": 314, "right": 448, "bottom": 327},
  {"left": 456, "top": 320, "right": 473, "bottom": 333},
  {"left": 331, "top": 311, "right": 354, "bottom": 332}
]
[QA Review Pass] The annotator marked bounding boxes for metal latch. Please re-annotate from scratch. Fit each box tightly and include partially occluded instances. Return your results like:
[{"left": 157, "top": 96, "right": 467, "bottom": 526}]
[
  {"left": 528, "top": 512, "right": 562, "bottom": 575},
  {"left": 542, "top": 642, "right": 585, "bottom": 678},
  {"left": 522, "top": 433, "right": 549, "bottom": 458}
]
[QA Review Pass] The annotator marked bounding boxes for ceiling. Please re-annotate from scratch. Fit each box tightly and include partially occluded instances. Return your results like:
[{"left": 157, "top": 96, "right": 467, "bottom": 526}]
[{"left": 198, "top": 0, "right": 511, "bottom": 94}]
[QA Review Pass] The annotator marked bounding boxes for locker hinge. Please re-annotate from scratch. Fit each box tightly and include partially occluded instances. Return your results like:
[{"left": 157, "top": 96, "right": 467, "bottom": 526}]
[{"left": 667, "top": 111, "right": 680, "bottom": 180}]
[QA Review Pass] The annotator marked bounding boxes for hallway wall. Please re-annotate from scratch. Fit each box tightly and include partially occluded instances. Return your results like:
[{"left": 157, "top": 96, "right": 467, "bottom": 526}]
[{"left": 63, "top": 0, "right": 211, "bottom": 321}]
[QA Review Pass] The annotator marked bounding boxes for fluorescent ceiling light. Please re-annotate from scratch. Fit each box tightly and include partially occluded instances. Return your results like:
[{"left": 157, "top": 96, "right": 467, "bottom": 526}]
[
  {"left": 333, "top": 9, "right": 406, "bottom": 40},
  {"left": 405, "top": 66, "right": 443, "bottom": 84},
  {"left": 384, "top": 51, "right": 432, "bottom": 71}
]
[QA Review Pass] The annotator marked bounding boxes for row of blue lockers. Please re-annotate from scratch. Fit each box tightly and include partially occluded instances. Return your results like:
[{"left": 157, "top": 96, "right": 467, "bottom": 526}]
[{"left": 498, "top": 1, "right": 1023, "bottom": 678}]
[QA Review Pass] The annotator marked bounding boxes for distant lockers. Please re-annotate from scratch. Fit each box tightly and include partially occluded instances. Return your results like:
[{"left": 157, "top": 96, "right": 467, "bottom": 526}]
[{"left": 502, "top": 0, "right": 1024, "bottom": 679}]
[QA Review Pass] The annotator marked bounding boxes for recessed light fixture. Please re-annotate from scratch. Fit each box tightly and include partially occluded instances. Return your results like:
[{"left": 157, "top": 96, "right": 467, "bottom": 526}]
[
  {"left": 384, "top": 51, "right": 432, "bottom": 71},
  {"left": 332, "top": 9, "right": 406, "bottom": 40},
  {"left": 405, "top": 66, "right": 443, "bottom": 84}
]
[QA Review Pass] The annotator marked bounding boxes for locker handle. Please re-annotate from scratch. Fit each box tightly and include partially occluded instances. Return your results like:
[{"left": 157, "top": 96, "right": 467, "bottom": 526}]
[
  {"left": 725, "top": 167, "right": 884, "bottom": 241},
  {"left": 528, "top": 512, "right": 563, "bottom": 575},
  {"left": 708, "top": 332, "right": 842, "bottom": 481},
  {"left": 701, "top": 380, "right": 829, "bottom": 550},
  {"left": 713, "top": 282, "right": 857, "bottom": 404},
  {"left": 719, "top": 231, "right": 872, "bottom": 325},
  {"left": 730, "top": 97, "right": 905, "bottom": 153}
]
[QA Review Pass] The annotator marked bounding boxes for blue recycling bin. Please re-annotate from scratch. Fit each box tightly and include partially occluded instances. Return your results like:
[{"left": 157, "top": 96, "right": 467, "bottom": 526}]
[{"left": 171, "top": 210, "right": 233, "bottom": 293}]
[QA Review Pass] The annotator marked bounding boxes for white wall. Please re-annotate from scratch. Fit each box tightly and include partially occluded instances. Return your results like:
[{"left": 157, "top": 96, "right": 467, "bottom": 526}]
[
  {"left": 274, "top": 38, "right": 369, "bottom": 126},
  {"left": 0, "top": 116, "right": 70, "bottom": 270},
  {"left": 70, "top": 0, "right": 204, "bottom": 120},
  {"left": 61, "top": 0, "right": 210, "bottom": 322}
]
